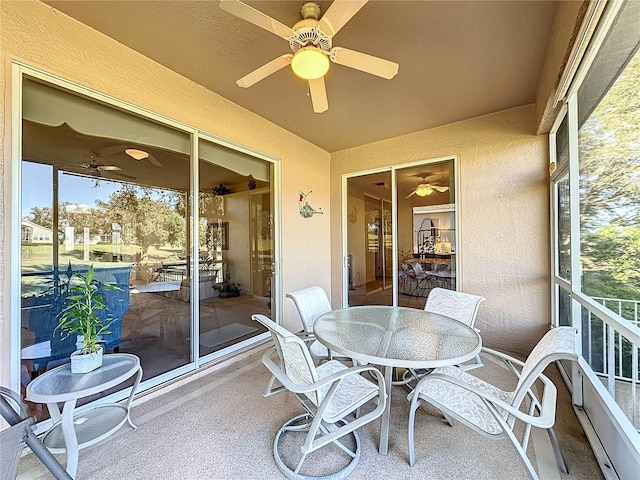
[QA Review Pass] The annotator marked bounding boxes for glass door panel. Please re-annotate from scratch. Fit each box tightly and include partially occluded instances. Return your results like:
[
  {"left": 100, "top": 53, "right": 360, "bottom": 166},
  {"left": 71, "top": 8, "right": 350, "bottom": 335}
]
[
  {"left": 346, "top": 172, "right": 393, "bottom": 306},
  {"left": 20, "top": 77, "right": 191, "bottom": 418},
  {"left": 396, "top": 161, "right": 455, "bottom": 307},
  {"left": 197, "top": 138, "right": 272, "bottom": 359}
]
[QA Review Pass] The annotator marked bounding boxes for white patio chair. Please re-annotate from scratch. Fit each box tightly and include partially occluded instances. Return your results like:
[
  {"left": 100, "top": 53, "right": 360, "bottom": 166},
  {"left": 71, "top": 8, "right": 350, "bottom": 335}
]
[
  {"left": 409, "top": 262, "right": 433, "bottom": 297},
  {"left": 397, "top": 288, "right": 486, "bottom": 388},
  {"left": 407, "top": 326, "right": 577, "bottom": 480},
  {"left": 286, "top": 286, "right": 335, "bottom": 361},
  {"left": 253, "top": 314, "right": 386, "bottom": 480},
  {"left": 423, "top": 287, "right": 486, "bottom": 370},
  {"left": 263, "top": 286, "right": 335, "bottom": 396}
]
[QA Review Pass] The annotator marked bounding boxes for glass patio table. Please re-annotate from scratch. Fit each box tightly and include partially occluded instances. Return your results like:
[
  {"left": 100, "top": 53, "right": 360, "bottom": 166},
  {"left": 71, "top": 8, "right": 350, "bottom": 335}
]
[
  {"left": 26, "top": 354, "right": 142, "bottom": 478},
  {"left": 313, "top": 305, "right": 481, "bottom": 455}
]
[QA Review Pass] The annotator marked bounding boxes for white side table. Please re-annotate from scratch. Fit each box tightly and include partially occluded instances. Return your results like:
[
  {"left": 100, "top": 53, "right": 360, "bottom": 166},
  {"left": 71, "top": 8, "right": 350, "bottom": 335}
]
[{"left": 26, "top": 353, "right": 142, "bottom": 479}]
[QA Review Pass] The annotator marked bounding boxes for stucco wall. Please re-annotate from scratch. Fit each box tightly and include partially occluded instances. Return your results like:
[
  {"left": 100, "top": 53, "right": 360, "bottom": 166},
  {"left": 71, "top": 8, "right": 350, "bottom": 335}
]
[
  {"left": 0, "top": 0, "right": 331, "bottom": 385},
  {"left": 330, "top": 105, "right": 550, "bottom": 355}
]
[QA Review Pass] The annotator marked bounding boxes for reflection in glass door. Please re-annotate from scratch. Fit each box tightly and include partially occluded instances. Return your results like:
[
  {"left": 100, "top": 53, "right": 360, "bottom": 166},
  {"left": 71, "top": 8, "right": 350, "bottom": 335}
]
[
  {"left": 250, "top": 190, "right": 273, "bottom": 299},
  {"left": 20, "top": 77, "right": 192, "bottom": 419},
  {"left": 18, "top": 75, "right": 278, "bottom": 420},
  {"left": 197, "top": 137, "right": 272, "bottom": 360},
  {"left": 347, "top": 172, "right": 393, "bottom": 306},
  {"left": 396, "top": 161, "right": 455, "bottom": 307}
]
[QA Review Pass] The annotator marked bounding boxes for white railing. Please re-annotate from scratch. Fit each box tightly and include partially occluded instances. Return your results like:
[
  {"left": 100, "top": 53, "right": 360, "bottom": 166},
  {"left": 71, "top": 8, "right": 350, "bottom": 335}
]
[
  {"left": 594, "top": 297, "right": 640, "bottom": 328},
  {"left": 586, "top": 296, "right": 640, "bottom": 430}
]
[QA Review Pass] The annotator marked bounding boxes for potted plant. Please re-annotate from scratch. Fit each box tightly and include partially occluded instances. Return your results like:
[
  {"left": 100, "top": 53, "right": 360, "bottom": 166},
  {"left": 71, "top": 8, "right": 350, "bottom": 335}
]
[
  {"left": 212, "top": 273, "right": 241, "bottom": 298},
  {"left": 56, "top": 265, "right": 119, "bottom": 373}
]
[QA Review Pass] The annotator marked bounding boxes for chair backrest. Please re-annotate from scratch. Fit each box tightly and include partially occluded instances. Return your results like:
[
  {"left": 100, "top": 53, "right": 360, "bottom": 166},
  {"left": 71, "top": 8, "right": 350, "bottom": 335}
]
[
  {"left": 410, "top": 262, "right": 425, "bottom": 275},
  {"left": 424, "top": 288, "right": 485, "bottom": 327},
  {"left": 286, "top": 286, "right": 332, "bottom": 333},
  {"left": 512, "top": 327, "right": 577, "bottom": 407},
  {"left": 252, "top": 314, "right": 322, "bottom": 405}
]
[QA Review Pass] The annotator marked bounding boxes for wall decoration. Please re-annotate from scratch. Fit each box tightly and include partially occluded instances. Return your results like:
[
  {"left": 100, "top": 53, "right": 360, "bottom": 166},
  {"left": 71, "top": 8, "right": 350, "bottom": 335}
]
[
  {"left": 207, "top": 221, "right": 229, "bottom": 250},
  {"left": 298, "top": 191, "right": 323, "bottom": 218},
  {"left": 348, "top": 205, "right": 358, "bottom": 224}
]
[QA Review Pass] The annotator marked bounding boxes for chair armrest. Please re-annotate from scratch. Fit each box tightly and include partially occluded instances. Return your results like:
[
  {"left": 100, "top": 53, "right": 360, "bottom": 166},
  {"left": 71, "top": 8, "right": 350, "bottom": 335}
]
[
  {"left": 415, "top": 371, "right": 558, "bottom": 429},
  {"left": 296, "top": 330, "right": 316, "bottom": 343},
  {"left": 262, "top": 347, "right": 385, "bottom": 396},
  {"left": 480, "top": 347, "right": 527, "bottom": 368}
]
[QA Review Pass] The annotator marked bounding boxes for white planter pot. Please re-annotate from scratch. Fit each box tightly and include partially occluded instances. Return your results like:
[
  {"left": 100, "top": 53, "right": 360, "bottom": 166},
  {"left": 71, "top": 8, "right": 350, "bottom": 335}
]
[{"left": 70, "top": 347, "right": 103, "bottom": 374}]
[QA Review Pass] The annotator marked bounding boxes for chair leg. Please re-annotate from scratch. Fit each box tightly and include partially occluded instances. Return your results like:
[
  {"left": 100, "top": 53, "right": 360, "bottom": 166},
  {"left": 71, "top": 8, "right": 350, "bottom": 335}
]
[
  {"left": 440, "top": 410, "right": 455, "bottom": 427},
  {"left": 264, "top": 373, "right": 277, "bottom": 396},
  {"left": 458, "top": 354, "right": 483, "bottom": 371},
  {"left": 503, "top": 424, "right": 540, "bottom": 480},
  {"left": 407, "top": 398, "right": 421, "bottom": 466},
  {"left": 263, "top": 374, "right": 286, "bottom": 397},
  {"left": 547, "top": 427, "right": 569, "bottom": 474},
  {"left": 274, "top": 413, "right": 361, "bottom": 480}
]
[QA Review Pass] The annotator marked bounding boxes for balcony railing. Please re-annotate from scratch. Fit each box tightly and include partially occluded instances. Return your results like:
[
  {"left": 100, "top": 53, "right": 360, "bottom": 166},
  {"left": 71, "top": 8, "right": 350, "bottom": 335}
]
[{"left": 586, "top": 296, "right": 640, "bottom": 430}]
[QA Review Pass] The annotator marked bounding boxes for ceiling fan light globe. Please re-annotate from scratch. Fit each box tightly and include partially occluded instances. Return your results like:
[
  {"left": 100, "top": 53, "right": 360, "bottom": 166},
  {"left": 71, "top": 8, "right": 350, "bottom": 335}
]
[
  {"left": 415, "top": 184, "right": 434, "bottom": 197},
  {"left": 125, "top": 148, "right": 149, "bottom": 160},
  {"left": 291, "top": 47, "right": 330, "bottom": 80}
]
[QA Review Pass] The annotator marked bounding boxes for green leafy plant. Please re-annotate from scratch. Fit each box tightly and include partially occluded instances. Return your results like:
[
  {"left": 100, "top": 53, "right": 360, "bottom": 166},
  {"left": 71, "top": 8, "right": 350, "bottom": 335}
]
[
  {"left": 212, "top": 273, "right": 241, "bottom": 298},
  {"left": 56, "top": 265, "right": 119, "bottom": 354}
]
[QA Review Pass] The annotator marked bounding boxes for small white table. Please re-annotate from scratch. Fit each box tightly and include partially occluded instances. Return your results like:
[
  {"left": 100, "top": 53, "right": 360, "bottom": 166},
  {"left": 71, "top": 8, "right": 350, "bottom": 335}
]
[
  {"left": 26, "top": 354, "right": 142, "bottom": 478},
  {"left": 314, "top": 306, "right": 481, "bottom": 455}
]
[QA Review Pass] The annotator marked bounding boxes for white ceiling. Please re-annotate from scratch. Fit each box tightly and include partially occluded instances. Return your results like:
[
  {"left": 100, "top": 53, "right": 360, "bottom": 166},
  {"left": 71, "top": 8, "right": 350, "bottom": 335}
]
[{"left": 42, "top": 0, "right": 559, "bottom": 153}]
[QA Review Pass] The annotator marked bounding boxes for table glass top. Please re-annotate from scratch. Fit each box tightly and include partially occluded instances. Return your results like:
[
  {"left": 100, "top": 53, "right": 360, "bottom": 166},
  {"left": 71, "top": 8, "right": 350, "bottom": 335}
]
[
  {"left": 27, "top": 353, "right": 140, "bottom": 402},
  {"left": 313, "top": 306, "right": 481, "bottom": 368}
]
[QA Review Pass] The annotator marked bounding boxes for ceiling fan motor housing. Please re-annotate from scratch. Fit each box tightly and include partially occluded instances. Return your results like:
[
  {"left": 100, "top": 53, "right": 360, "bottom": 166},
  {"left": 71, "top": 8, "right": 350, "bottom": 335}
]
[{"left": 290, "top": 19, "right": 331, "bottom": 52}]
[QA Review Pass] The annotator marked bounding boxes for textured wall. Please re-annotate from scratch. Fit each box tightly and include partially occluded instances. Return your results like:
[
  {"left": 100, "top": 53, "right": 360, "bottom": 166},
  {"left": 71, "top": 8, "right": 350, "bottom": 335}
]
[
  {"left": 331, "top": 106, "right": 550, "bottom": 355},
  {"left": 0, "top": 0, "right": 331, "bottom": 385}
]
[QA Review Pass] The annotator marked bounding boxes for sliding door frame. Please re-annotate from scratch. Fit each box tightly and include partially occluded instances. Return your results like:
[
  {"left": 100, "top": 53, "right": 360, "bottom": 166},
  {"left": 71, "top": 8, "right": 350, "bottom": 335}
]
[{"left": 341, "top": 156, "right": 459, "bottom": 308}]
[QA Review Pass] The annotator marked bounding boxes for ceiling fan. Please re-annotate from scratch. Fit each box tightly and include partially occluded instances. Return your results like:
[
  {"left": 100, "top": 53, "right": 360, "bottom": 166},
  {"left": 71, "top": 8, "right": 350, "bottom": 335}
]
[
  {"left": 219, "top": 0, "right": 399, "bottom": 113},
  {"left": 76, "top": 154, "right": 136, "bottom": 180},
  {"left": 406, "top": 176, "right": 450, "bottom": 198}
]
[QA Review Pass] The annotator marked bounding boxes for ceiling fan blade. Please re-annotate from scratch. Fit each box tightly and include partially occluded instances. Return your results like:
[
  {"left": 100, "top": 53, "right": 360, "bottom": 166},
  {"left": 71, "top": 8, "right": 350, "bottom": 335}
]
[
  {"left": 237, "top": 54, "right": 293, "bottom": 88},
  {"left": 434, "top": 185, "right": 450, "bottom": 192},
  {"left": 405, "top": 189, "right": 417, "bottom": 199},
  {"left": 148, "top": 154, "right": 163, "bottom": 167},
  {"left": 330, "top": 47, "right": 398, "bottom": 79},
  {"left": 318, "top": 0, "right": 368, "bottom": 37},
  {"left": 98, "top": 165, "right": 122, "bottom": 171},
  {"left": 308, "top": 77, "right": 328, "bottom": 114},
  {"left": 219, "top": 0, "right": 294, "bottom": 39}
]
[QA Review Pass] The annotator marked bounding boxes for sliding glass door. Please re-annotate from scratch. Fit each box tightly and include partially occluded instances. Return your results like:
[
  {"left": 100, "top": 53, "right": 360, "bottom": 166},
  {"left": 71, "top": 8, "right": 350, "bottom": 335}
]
[
  {"left": 344, "top": 159, "right": 456, "bottom": 307},
  {"left": 17, "top": 72, "right": 277, "bottom": 417}
]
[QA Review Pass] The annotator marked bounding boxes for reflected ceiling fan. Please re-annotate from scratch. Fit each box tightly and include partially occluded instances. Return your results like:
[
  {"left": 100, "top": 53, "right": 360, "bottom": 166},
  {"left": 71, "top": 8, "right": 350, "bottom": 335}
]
[
  {"left": 406, "top": 176, "right": 450, "bottom": 198},
  {"left": 76, "top": 154, "right": 136, "bottom": 180},
  {"left": 219, "top": 0, "right": 399, "bottom": 113}
]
